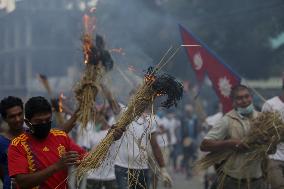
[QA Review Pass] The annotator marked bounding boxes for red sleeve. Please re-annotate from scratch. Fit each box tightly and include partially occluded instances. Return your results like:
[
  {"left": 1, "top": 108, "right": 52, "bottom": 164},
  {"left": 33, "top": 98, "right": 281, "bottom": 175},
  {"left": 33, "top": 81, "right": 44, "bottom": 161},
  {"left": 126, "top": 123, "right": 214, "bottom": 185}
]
[
  {"left": 8, "top": 143, "right": 29, "bottom": 177},
  {"left": 67, "top": 137, "right": 86, "bottom": 157}
]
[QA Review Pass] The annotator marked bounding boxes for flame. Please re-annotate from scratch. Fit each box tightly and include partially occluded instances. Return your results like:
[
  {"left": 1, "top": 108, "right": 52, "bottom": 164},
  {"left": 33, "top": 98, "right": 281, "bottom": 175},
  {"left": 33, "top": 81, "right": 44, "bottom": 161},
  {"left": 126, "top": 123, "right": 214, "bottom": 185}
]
[
  {"left": 156, "top": 93, "right": 163, "bottom": 97},
  {"left": 59, "top": 93, "right": 64, "bottom": 113},
  {"left": 144, "top": 74, "right": 156, "bottom": 83},
  {"left": 144, "top": 75, "right": 165, "bottom": 96},
  {"left": 83, "top": 14, "right": 90, "bottom": 34},
  {"left": 82, "top": 34, "right": 93, "bottom": 64},
  {"left": 82, "top": 10, "right": 97, "bottom": 65},
  {"left": 83, "top": 13, "right": 96, "bottom": 35}
]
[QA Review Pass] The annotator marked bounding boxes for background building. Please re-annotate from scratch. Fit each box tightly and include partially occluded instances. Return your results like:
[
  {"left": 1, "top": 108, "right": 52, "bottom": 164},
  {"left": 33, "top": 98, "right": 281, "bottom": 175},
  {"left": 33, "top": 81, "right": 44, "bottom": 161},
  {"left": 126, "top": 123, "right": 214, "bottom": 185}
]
[{"left": 0, "top": 0, "right": 91, "bottom": 98}]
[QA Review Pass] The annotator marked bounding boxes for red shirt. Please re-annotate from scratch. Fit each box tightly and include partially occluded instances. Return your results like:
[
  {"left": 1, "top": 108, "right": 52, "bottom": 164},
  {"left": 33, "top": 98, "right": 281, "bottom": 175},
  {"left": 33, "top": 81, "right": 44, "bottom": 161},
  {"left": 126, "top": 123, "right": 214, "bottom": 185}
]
[{"left": 8, "top": 129, "right": 86, "bottom": 189}]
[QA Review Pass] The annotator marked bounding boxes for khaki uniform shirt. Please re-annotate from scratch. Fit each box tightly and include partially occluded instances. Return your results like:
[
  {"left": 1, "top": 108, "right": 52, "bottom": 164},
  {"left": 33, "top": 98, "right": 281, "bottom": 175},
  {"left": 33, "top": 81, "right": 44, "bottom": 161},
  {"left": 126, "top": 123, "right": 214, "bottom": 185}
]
[{"left": 204, "top": 109, "right": 262, "bottom": 179}]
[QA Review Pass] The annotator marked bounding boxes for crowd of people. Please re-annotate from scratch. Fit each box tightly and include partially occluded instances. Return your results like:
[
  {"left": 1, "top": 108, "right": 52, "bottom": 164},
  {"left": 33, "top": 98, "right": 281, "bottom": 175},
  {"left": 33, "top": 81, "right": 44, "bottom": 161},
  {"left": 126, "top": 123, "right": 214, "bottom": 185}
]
[{"left": 1, "top": 82, "right": 284, "bottom": 189}]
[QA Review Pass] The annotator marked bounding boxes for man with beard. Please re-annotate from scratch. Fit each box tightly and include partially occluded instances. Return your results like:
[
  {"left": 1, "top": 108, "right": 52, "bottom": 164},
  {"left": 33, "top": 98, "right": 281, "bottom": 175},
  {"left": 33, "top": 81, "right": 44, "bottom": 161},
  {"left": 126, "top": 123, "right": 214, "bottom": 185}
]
[{"left": 0, "top": 96, "right": 29, "bottom": 189}]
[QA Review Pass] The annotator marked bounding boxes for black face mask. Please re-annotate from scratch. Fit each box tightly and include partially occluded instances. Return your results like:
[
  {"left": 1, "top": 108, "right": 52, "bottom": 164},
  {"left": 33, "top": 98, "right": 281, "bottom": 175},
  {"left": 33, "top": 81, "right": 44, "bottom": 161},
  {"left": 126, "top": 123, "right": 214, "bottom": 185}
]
[{"left": 30, "top": 121, "right": 51, "bottom": 139}]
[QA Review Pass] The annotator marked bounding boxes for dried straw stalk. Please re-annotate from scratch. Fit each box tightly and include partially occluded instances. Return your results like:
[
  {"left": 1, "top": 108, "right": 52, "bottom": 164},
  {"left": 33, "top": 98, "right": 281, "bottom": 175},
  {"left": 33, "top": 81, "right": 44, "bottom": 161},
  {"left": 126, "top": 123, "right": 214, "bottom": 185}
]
[
  {"left": 75, "top": 46, "right": 183, "bottom": 182},
  {"left": 74, "top": 34, "right": 104, "bottom": 129},
  {"left": 75, "top": 65, "right": 183, "bottom": 182},
  {"left": 196, "top": 112, "right": 284, "bottom": 173},
  {"left": 74, "top": 64, "right": 104, "bottom": 129},
  {"left": 76, "top": 80, "right": 157, "bottom": 181}
]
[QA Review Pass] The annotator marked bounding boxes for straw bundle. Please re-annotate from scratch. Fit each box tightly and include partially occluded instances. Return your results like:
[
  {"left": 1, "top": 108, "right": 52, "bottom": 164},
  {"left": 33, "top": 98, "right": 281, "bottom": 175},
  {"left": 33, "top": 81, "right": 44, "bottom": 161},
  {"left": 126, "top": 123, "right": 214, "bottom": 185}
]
[
  {"left": 74, "top": 64, "right": 103, "bottom": 129},
  {"left": 196, "top": 111, "right": 284, "bottom": 172},
  {"left": 74, "top": 34, "right": 109, "bottom": 129},
  {"left": 75, "top": 67, "right": 183, "bottom": 182}
]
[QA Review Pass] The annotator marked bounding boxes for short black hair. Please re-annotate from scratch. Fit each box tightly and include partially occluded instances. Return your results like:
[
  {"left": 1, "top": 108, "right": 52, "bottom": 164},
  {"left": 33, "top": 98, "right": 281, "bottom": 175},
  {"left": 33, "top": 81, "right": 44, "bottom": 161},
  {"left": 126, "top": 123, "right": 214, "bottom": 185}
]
[
  {"left": 0, "top": 96, "right": 23, "bottom": 119},
  {"left": 25, "top": 96, "right": 52, "bottom": 120},
  {"left": 230, "top": 84, "right": 251, "bottom": 100}
]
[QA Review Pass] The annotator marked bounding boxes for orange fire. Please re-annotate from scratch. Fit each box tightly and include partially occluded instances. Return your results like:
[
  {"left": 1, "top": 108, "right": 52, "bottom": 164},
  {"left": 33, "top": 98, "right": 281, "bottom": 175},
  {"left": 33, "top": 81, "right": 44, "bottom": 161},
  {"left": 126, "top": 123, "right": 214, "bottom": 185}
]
[
  {"left": 156, "top": 93, "right": 163, "bottom": 97},
  {"left": 82, "top": 10, "right": 97, "bottom": 64},
  {"left": 83, "top": 14, "right": 90, "bottom": 34},
  {"left": 144, "top": 73, "right": 164, "bottom": 96},
  {"left": 83, "top": 14, "right": 96, "bottom": 35},
  {"left": 144, "top": 74, "right": 156, "bottom": 83},
  {"left": 82, "top": 34, "right": 93, "bottom": 64}
]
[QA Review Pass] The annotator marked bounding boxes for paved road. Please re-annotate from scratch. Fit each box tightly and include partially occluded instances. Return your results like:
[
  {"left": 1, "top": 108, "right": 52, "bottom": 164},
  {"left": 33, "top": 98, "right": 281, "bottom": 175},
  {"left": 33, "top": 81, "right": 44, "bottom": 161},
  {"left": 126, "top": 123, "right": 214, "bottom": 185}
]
[
  {"left": 1, "top": 173, "right": 204, "bottom": 189},
  {"left": 157, "top": 171, "right": 204, "bottom": 189}
]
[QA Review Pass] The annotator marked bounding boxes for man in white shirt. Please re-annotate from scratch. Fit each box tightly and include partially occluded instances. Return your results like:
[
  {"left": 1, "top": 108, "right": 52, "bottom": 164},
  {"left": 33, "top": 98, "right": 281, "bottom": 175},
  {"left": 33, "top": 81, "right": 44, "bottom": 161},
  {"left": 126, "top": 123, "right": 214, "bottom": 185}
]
[
  {"left": 114, "top": 112, "right": 172, "bottom": 189},
  {"left": 102, "top": 88, "right": 172, "bottom": 189},
  {"left": 86, "top": 126, "right": 117, "bottom": 189},
  {"left": 164, "top": 113, "right": 181, "bottom": 172},
  {"left": 155, "top": 113, "right": 170, "bottom": 163},
  {"left": 201, "top": 85, "right": 266, "bottom": 189},
  {"left": 75, "top": 108, "right": 121, "bottom": 189},
  {"left": 262, "top": 87, "right": 284, "bottom": 189}
]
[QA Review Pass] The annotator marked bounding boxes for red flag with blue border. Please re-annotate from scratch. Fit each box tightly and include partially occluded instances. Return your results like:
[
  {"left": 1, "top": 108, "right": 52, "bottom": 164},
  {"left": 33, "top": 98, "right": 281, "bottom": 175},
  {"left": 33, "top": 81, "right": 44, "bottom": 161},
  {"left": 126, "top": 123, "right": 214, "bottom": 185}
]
[
  {"left": 180, "top": 25, "right": 207, "bottom": 84},
  {"left": 179, "top": 25, "right": 242, "bottom": 113}
]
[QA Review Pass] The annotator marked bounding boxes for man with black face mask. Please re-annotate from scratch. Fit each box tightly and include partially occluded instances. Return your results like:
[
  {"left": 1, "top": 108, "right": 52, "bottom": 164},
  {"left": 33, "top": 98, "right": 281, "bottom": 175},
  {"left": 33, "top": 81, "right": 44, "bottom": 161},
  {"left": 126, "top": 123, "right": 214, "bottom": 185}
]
[
  {"left": 200, "top": 85, "right": 267, "bottom": 189},
  {"left": 7, "top": 96, "right": 85, "bottom": 189},
  {"left": 8, "top": 96, "right": 124, "bottom": 189},
  {"left": 0, "top": 95, "right": 79, "bottom": 189}
]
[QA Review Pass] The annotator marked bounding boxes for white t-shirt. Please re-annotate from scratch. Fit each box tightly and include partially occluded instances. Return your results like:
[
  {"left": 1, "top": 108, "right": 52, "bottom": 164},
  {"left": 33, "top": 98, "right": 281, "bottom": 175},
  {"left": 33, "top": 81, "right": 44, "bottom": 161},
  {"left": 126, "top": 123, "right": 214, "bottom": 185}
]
[
  {"left": 87, "top": 130, "right": 116, "bottom": 180},
  {"left": 76, "top": 121, "right": 96, "bottom": 149},
  {"left": 76, "top": 122, "right": 116, "bottom": 180},
  {"left": 205, "top": 112, "right": 223, "bottom": 127},
  {"left": 155, "top": 116, "right": 169, "bottom": 147},
  {"left": 262, "top": 96, "right": 284, "bottom": 161},
  {"left": 108, "top": 116, "right": 116, "bottom": 126},
  {"left": 115, "top": 115, "right": 157, "bottom": 169},
  {"left": 167, "top": 117, "right": 181, "bottom": 145}
]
